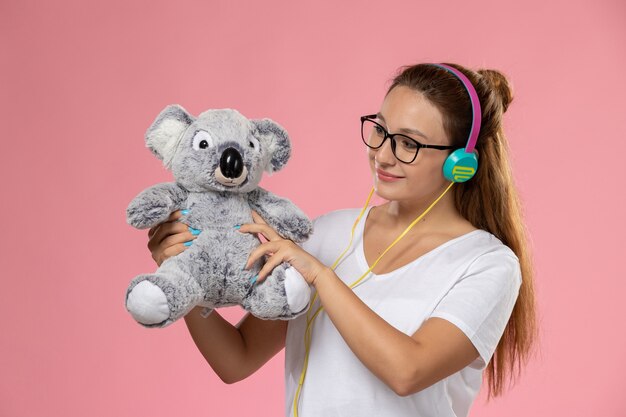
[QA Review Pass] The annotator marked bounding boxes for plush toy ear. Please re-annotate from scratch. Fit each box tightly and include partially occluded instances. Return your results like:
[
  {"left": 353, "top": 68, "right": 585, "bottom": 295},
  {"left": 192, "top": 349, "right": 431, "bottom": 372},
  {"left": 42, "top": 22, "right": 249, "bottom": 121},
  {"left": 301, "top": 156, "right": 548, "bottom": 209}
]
[
  {"left": 145, "top": 105, "right": 195, "bottom": 169},
  {"left": 251, "top": 118, "right": 291, "bottom": 173}
]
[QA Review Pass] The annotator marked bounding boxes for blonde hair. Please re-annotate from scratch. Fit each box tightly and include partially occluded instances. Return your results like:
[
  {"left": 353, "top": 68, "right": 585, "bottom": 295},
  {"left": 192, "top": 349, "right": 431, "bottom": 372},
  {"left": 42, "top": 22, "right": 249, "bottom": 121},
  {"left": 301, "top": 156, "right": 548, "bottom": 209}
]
[{"left": 388, "top": 63, "right": 538, "bottom": 400}]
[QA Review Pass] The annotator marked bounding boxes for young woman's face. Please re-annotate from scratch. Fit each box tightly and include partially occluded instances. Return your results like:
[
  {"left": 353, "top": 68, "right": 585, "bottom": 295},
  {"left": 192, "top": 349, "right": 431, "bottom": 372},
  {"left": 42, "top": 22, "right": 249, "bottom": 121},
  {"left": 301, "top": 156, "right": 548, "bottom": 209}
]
[{"left": 368, "top": 85, "right": 452, "bottom": 204}]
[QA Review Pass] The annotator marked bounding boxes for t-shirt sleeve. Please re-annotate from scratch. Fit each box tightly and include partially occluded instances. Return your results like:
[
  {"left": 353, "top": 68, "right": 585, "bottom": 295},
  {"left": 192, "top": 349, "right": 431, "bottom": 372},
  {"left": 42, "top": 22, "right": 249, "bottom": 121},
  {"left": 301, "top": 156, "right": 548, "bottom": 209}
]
[
  {"left": 296, "top": 210, "right": 342, "bottom": 254},
  {"left": 429, "top": 250, "right": 522, "bottom": 370}
]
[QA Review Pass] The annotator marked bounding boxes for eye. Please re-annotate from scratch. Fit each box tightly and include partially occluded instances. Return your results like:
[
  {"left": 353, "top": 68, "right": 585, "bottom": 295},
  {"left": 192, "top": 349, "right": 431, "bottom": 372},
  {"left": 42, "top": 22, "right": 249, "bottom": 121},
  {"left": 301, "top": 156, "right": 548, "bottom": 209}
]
[
  {"left": 248, "top": 136, "right": 260, "bottom": 151},
  {"left": 192, "top": 130, "right": 214, "bottom": 150},
  {"left": 374, "top": 125, "right": 385, "bottom": 136},
  {"left": 399, "top": 137, "right": 419, "bottom": 150}
]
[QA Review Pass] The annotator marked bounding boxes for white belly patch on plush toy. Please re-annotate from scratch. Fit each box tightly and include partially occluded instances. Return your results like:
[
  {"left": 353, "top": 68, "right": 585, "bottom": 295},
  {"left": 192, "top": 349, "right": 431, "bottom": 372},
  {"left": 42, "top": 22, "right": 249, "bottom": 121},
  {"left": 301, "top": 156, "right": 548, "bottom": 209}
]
[{"left": 125, "top": 105, "right": 313, "bottom": 328}]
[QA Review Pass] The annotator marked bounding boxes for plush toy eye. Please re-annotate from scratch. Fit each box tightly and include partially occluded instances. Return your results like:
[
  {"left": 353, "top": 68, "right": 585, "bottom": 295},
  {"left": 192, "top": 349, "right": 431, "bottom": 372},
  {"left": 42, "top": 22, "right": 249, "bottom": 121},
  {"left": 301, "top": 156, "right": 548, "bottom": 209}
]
[
  {"left": 192, "top": 130, "right": 214, "bottom": 151},
  {"left": 248, "top": 136, "right": 260, "bottom": 150}
]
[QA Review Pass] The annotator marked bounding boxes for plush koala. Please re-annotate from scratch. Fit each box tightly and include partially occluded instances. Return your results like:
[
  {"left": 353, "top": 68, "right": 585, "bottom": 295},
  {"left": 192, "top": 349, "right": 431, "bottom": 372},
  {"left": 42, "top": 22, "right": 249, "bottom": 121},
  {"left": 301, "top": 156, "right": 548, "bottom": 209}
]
[{"left": 125, "top": 105, "right": 313, "bottom": 328}]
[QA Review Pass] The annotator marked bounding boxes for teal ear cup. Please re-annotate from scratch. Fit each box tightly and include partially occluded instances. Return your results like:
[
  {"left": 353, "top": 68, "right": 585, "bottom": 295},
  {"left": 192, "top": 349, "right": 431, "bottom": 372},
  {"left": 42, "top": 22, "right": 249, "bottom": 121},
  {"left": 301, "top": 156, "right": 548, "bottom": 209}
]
[{"left": 443, "top": 148, "right": 478, "bottom": 183}]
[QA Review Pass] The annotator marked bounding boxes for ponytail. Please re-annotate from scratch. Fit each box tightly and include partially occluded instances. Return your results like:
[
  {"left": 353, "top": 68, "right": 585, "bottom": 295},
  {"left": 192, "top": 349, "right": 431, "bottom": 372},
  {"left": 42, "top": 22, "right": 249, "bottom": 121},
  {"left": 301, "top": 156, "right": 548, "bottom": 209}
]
[{"left": 388, "top": 63, "right": 538, "bottom": 400}]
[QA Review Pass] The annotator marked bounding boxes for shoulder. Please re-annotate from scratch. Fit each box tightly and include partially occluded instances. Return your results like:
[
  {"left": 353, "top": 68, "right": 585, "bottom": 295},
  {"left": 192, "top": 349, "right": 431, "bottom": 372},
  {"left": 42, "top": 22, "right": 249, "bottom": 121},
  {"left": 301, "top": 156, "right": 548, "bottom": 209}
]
[
  {"left": 456, "top": 229, "right": 519, "bottom": 261},
  {"left": 436, "top": 228, "right": 521, "bottom": 285},
  {"left": 459, "top": 230, "right": 522, "bottom": 287}
]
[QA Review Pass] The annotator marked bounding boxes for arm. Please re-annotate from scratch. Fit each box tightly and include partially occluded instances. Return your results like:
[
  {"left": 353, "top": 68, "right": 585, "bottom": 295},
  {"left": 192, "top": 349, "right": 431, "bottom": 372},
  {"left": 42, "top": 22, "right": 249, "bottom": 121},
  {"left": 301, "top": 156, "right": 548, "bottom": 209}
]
[
  {"left": 184, "top": 307, "right": 288, "bottom": 384},
  {"left": 309, "top": 251, "right": 521, "bottom": 396},
  {"left": 127, "top": 182, "right": 188, "bottom": 229},
  {"left": 311, "top": 269, "right": 479, "bottom": 396},
  {"left": 247, "top": 187, "right": 312, "bottom": 243},
  {"left": 240, "top": 222, "right": 492, "bottom": 397}
]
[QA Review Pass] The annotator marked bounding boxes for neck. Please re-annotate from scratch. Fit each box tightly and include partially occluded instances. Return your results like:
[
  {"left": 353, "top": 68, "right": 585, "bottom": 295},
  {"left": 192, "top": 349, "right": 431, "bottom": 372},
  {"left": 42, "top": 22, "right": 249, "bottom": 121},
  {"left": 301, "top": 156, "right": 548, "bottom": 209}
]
[{"left": 378, "top": 183, "right": 460, "bottom": 232}]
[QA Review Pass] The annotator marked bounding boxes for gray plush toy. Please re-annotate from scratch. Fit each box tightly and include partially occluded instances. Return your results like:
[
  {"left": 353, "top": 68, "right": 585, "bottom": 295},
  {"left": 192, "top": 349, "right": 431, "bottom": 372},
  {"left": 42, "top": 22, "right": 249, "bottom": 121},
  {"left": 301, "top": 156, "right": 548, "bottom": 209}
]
[{"left": 125, "top": 105, "right": 313, "bottom": 328}]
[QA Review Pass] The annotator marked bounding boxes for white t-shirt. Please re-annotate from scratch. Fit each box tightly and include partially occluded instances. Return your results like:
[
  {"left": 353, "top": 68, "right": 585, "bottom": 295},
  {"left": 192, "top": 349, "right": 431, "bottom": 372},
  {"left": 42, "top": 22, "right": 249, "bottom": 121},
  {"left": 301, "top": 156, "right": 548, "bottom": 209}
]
[{"left": 284, "top": 207, "right": 522, "bottom": 417}]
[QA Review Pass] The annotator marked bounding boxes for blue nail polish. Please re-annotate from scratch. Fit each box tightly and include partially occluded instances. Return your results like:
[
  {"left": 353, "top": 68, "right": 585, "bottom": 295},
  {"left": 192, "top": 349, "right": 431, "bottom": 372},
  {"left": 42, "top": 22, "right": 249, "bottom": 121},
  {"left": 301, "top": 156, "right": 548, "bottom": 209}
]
[
  {"left": 184, "top": 241, "right": 193, "bottom": 247},
  {"left": 181, "top": 209, "right": 189, "bottom": 215},
  {"left": 250, "top": 275, "right": 258, "bottom": 285},
  {"left": 234, "top": 225, "right": 241, "bottom": 230},
  {"left": 188, "top": 227, "right": 201, "bottom": 235}
]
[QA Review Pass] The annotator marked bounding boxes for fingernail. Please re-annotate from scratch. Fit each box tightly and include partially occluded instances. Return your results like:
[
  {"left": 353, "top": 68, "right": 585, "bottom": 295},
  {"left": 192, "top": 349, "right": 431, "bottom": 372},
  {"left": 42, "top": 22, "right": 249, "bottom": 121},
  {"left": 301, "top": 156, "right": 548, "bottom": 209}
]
[
  {"left": 181, "top": 209, "right": 189, "bottom": 215},
  {"left": 184, "top": 241, "right": 193, "bottom": 247},
  {"left": 233, "top": 225, "right": 241, "bottom": 230},
  {"left": 188, "top": 227, "right": 201, "bottom": 235},
  {"left": 250, "top": 274, "right": 258, "bottom": 285}
]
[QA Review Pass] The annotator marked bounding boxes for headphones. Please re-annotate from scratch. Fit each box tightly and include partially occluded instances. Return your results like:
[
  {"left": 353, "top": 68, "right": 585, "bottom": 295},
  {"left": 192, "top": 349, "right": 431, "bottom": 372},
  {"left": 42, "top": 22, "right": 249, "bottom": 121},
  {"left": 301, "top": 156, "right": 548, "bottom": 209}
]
[{"left": 432, "top": 63, "right": 481, "bottom": 183}]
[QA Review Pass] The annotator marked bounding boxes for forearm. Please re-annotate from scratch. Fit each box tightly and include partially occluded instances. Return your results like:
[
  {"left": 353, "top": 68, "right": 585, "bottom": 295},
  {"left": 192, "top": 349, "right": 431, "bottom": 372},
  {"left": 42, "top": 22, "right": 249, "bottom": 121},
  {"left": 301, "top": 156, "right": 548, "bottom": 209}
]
[
  {"left": 312, "top": 268, "right": 420, "bottom": 394},
  {"left": 183, "top": 307, "right": 249, "bottom": 384}
]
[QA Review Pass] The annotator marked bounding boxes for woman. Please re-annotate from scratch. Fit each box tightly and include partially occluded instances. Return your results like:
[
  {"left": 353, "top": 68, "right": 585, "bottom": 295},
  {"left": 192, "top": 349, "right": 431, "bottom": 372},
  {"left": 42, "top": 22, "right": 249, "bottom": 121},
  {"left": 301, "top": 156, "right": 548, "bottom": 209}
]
[{"left": 146, "top": 63, "right": 537, "bottom": 417}]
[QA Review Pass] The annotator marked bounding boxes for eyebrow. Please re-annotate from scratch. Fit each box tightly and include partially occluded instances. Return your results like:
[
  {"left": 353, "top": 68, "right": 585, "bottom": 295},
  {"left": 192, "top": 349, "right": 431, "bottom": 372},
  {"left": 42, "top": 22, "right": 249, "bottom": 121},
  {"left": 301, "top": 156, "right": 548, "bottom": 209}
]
[{"left": 376, "top": 113, "right": 430, "bottom": 140}]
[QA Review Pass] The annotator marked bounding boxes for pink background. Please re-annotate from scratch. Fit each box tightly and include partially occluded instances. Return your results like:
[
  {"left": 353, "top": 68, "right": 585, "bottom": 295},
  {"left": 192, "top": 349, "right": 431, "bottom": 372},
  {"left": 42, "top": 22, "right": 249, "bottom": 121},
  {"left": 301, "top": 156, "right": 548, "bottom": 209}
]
[{"left": 2, "top": 0, "right": 625, "bottom": 416}]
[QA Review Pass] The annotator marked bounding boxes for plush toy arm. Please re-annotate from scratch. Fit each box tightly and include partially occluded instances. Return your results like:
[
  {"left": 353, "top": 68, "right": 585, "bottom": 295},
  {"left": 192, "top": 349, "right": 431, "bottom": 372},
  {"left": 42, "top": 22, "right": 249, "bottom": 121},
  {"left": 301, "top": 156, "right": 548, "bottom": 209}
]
[
  {"left": 247, "top": 187, "right": 312, "bottom": 243},
  {"left": 126, "top": 182, "right": 188, "bottom": 229}
]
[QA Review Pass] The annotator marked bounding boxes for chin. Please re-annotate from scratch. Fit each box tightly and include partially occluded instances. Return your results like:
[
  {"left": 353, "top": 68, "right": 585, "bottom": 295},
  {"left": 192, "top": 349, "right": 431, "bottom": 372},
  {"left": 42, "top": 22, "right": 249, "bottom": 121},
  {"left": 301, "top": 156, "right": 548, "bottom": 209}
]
[
  {"left": 373, "top": 180, "right": 406, "bottom": 201},
  {"left": 374, "top": 178, "right": 448, "bottom": 204}
]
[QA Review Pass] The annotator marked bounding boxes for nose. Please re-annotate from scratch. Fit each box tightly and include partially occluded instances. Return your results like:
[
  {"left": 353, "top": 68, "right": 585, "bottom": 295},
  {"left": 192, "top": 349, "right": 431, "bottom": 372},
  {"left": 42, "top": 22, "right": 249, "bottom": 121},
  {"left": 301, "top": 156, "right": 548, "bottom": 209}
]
[
  {"left": 219, "top": 147, "right": 244, "bottom": 179},
  {"left": 374, "top": 137, "right": 396, "bottom": 165}
]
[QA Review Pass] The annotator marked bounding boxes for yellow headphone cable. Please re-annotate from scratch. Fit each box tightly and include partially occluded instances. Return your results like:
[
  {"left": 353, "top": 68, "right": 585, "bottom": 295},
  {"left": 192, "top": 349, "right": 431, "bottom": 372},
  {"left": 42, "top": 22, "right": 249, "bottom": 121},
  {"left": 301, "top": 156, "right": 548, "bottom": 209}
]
[{"left": 292, "top": 181, "right": 455, "bottom": 416}]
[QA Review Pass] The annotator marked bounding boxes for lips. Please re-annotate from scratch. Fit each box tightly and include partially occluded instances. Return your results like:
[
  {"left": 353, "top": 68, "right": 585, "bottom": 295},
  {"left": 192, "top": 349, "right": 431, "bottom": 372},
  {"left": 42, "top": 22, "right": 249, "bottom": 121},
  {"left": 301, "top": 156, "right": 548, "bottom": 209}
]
[{"left": 376, "top": 168, "right": 404, "bottom": 180}]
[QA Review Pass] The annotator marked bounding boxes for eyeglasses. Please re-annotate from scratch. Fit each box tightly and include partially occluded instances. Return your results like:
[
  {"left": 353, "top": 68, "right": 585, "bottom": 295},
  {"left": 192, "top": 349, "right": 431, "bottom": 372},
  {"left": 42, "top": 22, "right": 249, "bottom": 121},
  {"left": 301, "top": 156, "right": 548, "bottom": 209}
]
[{"left": 360, "top": 115, "right": 455, "bottom": 163}]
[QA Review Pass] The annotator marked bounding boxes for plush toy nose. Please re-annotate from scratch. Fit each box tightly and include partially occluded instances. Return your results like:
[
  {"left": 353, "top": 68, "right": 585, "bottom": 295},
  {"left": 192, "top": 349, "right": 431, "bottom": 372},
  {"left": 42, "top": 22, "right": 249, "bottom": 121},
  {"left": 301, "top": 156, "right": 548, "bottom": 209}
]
[{"left": 219, "top": 147, "right": 244, "bottom": 179}]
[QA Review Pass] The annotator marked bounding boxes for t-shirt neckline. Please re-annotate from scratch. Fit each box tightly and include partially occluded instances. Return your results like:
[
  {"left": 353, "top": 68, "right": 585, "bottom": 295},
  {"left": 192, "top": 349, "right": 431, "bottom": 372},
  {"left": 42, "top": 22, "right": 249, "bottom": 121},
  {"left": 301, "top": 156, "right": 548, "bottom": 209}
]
[{"left": 355, "top": 205, "right": 486, "bottom": 279}]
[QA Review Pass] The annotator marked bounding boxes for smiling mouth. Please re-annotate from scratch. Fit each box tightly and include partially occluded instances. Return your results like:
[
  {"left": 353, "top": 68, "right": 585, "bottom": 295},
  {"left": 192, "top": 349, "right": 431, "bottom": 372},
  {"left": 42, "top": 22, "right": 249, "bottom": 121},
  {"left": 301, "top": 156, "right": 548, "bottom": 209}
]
[{"left": 376, "top": 169, "right": 403, "bottom": 180}]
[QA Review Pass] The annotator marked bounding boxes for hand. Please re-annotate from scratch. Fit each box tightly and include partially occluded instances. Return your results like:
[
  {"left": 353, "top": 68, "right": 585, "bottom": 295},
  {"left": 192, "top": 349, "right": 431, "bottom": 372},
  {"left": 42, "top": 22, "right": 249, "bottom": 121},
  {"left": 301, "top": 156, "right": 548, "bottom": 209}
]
[
  {"left": 239, "top": 211, "right": 328, "bottom": 287},
  {"left": 147, "top": 210, "right": 199, "bottom": 266}
]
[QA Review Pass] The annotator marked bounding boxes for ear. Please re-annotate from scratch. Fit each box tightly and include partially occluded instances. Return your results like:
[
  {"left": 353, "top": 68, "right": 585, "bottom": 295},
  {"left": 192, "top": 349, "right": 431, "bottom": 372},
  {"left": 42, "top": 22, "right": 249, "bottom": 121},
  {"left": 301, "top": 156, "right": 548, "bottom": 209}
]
[
  {"left": 251, "top": 118, "right": 291, "bottom": 173},
  {"left": 145, "top": 105, "right": 195, "bottom": 169}
]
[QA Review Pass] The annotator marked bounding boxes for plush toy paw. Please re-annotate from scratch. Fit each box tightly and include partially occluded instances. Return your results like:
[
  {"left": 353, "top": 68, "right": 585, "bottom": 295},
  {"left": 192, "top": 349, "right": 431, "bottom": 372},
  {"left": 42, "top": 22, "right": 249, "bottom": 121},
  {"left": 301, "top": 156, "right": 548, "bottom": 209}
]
[
  {"left": 126, "top": 203, "right": 172, "bottom": 230},
  {"left": 126, "top": 280, "right": 171, "bottom": 325},
  {"left": 284, "top": 266, "right": 311, "bottom": 314}
]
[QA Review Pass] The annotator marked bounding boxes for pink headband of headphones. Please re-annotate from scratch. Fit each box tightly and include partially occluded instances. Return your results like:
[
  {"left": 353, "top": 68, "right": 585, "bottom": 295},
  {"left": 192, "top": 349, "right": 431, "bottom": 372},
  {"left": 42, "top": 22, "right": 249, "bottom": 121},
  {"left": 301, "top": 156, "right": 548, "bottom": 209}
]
[{"left": 432, "top": 64, "right": 482, "bottom": 153}]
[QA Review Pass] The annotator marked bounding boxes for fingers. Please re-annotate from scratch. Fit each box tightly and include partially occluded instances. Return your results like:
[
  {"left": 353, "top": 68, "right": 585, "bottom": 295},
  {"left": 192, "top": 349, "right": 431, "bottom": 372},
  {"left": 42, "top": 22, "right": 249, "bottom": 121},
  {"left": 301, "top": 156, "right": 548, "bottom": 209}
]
[
  {"left": 148, "top": 219, "right": 193, "bottom": 250},
  {"left": 154, "top": 242, "right": 188, "bottom": 266},
  {"left": 256, "top": 253, "right": 287, "bottom": 283},
  {"left": 238, "top": 222, "right": 282, "bottom": 242},
  {"left": 247, "top": 211, "right": 271, "bottom": 243},
  {"left": 148, "top": 210, "right": 183, "bottom": 239},
  {"left": 239, "top": 219, "right": 291, "bottom": 283},
  {"left": 246, "top": 240, "right": 281, "bottom": 268},
  {"left": 148, "top": 223, "right": 160, "bottom": 239},
  {"left": 169, "top": 209, "right": 183, "bottom": 221},
  {"left": 149, "top": 231, "right": 198, "bottom": 266},
  {"left": 245, "top": 240, "right": 295, "bottom": 283},
  {"left": 160, "top": 226, "right": 199, "bottom": 249},
  {"left": 147, "top": 210, "right": 199, "bottom": 266},
  {"left": 250, "top": 210, "right": 268, "bottom": 225}
]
